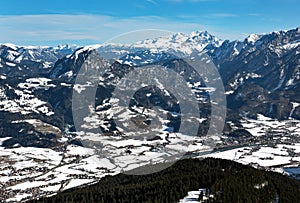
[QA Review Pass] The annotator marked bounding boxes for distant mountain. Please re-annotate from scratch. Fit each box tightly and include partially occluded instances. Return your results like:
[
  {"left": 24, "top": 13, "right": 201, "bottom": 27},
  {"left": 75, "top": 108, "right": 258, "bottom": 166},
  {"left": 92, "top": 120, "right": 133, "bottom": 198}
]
[
  {"left": 97, "top": 30, "right": 223, "bottom": 59},
  {"left": 0, "top": 43, "right": 78, "bottom": 65},
  {"left": 0, "top": 44, "right": 78, "bottom": 77}
]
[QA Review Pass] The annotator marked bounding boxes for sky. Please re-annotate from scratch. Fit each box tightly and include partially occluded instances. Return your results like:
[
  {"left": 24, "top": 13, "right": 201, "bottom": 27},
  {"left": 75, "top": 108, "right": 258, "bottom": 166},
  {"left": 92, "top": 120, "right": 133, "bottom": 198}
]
[{"left": 0, "top": 0, "right": 299, "bottom": 46}]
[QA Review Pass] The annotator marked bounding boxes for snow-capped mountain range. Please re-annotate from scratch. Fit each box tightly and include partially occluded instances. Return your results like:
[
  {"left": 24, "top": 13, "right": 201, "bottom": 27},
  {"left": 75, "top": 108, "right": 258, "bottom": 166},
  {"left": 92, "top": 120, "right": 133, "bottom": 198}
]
[
  {"left": 1, "top": 27, "right": 300, "bottom": 202},
  {"left": 93, "top": 30, "right": 222, "bottom": 59},
  {"left": 0, "top": 43, "right": 77, "bottom": 66}
]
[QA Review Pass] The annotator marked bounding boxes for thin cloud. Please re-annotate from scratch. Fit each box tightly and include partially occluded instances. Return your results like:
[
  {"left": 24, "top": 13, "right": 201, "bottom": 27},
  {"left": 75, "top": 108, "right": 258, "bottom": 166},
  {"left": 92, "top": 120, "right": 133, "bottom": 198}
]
[
  {"left": 208, "top": 13, "right": 238, "bottom": 18},
  {"left": 248, "top": 13, "right": 261, "bottom": 17},
  {"left": 0, "top": 14, "right": 212, "bottom": 45},
  {"left": 146, "top": 0, "right": 158, "bottom": 4}
]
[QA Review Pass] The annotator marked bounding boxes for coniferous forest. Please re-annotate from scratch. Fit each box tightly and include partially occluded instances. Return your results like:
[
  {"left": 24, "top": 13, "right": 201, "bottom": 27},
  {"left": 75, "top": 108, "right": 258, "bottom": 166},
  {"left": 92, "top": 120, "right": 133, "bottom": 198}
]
[{"left": 29, "top": 158, "right": 300, "bottom": 203}]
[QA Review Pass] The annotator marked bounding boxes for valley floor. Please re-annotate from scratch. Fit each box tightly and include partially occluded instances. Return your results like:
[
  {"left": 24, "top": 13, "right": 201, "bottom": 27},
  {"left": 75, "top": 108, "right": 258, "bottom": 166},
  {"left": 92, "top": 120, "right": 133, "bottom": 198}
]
[{"left": 1, "top": 114, "right": 300, "bottom": 202}]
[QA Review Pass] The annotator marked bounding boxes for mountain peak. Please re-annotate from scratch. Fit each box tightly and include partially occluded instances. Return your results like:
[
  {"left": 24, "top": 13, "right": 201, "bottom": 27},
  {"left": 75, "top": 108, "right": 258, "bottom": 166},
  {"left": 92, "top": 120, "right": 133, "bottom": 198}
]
[
  {"left": 1, "top": 43, "right": 18, "bottom": 50},
  {"left": 245, "top": 34, "right": 261, "bottom": 44}
]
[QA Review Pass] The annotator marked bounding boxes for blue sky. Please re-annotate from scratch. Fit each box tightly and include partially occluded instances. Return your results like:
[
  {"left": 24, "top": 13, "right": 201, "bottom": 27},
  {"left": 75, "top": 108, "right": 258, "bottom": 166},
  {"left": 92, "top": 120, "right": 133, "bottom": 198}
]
[{"left": 0, "top": 0, "right": 299, "bottom": 46}]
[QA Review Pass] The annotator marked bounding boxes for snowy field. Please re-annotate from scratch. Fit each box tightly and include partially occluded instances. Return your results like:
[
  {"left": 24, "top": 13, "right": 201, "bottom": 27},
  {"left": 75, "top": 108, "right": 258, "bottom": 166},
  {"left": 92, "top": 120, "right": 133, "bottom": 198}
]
[
  {"left": 200, "top": 114, "right": 300, "bottom": 179},
  {"left": 0, "top": 145, "right": 107, "bottom": 202}
]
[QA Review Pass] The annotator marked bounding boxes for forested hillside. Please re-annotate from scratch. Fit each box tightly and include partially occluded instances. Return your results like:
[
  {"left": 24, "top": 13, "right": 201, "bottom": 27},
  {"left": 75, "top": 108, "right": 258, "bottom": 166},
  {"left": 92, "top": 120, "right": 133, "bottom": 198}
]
[{"left": 29, "top": 158, "right": 300, "bottom": 203}]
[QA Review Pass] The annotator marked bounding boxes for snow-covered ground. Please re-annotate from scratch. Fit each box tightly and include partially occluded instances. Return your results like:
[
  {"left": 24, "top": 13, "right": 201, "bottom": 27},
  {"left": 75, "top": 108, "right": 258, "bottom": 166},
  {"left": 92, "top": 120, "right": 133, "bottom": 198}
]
[
  {"left": 240, "top": 114, "right": 300, "bottom": 137},
  {"left": 201, "top": 145, "right": 299, "bottom": 168},
  {"left": 201, "top": 114, "right": 300, "bottom": 179},
  {"left": 0, "top": 144, "right": 118, "bottom": 202},
  {"left": 179, "top": 189, "right": 213, "bottom": 203}
]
